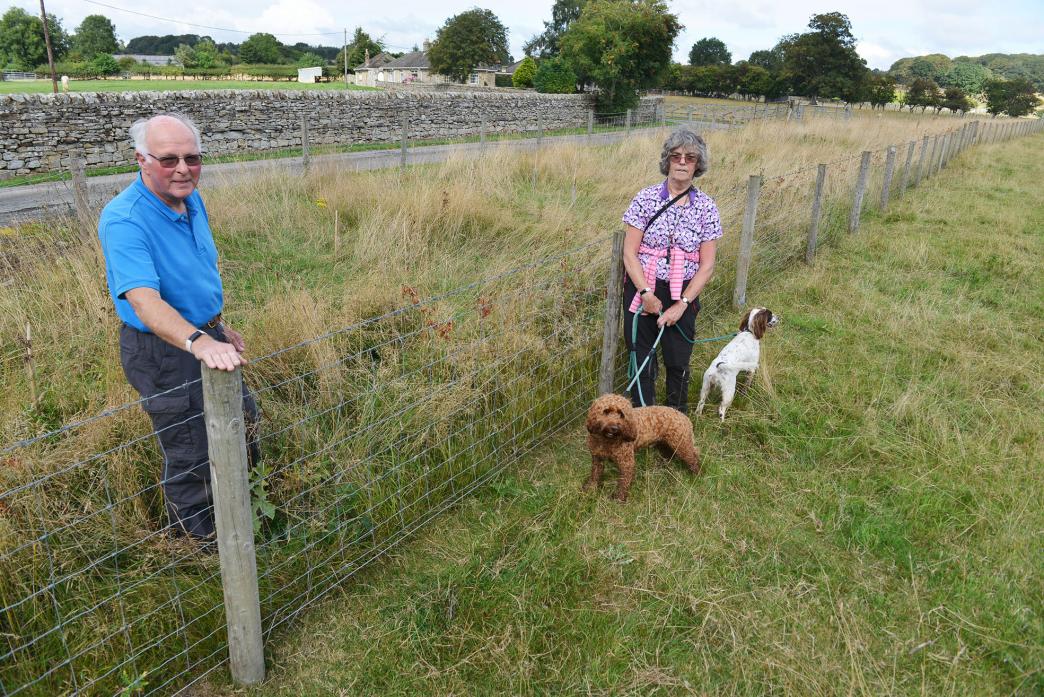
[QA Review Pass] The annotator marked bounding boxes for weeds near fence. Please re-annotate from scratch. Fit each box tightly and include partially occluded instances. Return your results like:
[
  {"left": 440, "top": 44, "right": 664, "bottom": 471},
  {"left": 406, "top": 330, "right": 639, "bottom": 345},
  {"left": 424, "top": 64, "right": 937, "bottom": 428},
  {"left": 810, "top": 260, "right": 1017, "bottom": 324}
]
[{"left": 0, "top": 106, "right": 1038, "bottom": 694}]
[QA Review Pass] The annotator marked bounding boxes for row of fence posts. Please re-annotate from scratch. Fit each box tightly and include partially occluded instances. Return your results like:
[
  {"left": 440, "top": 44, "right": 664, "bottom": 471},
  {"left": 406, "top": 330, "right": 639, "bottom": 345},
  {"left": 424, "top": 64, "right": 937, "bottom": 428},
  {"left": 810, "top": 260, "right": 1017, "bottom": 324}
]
[
  {"left": 293, "top": 108, "right": 655, "bottom": 175},
  {"left": 57, "top": 111, "right": 1037, "bottom": 690},
  {"left": 596, "top": 116, "right": 1043, "bottom": 394}
]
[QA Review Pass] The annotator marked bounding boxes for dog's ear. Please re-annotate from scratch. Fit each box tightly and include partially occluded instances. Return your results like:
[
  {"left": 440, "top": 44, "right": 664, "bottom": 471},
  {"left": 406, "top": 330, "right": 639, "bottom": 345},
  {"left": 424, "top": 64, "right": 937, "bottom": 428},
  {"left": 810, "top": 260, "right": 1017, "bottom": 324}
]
[
  {"left": 585, "top": 403, "right": 599, "bottom": 433},
  {"left": 749, "top": 309, "right": 769, "bottom": 339},
  {"left": 619, "top": 406, "right": 638, "bottom": 442},
  {"left": 739, "top": 309, "right": 752, "bottom": 332}
]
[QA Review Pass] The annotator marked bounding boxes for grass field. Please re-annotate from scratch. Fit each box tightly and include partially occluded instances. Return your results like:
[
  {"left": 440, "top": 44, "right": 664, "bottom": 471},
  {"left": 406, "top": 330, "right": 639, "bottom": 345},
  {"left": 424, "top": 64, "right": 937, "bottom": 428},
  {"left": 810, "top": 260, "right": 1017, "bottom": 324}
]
[
  {"left": 0, "top": 79, "right": 376, "bottom": 94},
  {"left": 210, "top": 135, "right": 1043, "bottom": 696},
  {"left": 0, "top": 114, "right": 1035, "bottom": 695}
]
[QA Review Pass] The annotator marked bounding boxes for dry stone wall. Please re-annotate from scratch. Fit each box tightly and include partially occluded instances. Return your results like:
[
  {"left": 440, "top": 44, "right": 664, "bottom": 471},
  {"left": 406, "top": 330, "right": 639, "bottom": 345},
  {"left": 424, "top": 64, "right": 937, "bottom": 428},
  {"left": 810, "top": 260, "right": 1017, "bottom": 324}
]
[{"left": 0, "top": 90, "right": 662, "bottom": 178}]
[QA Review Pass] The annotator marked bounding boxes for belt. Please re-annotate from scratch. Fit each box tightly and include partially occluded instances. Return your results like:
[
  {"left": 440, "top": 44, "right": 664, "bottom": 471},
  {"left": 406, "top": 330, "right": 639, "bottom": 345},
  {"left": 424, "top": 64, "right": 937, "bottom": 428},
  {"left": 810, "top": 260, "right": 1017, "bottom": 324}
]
[{"left": 202, "top": 314, "right": 223, "bottom": 329}]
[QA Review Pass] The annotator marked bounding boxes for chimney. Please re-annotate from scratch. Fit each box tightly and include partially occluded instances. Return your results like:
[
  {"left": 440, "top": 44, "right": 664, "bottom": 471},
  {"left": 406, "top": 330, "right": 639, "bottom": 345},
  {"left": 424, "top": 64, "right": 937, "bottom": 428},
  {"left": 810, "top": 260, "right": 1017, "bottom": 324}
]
[
  {"left": 365, "top": 48, "right": 370, "bottom": 67},
  {"left": 422, "top": 39, "right": 431, "bottom": 52}
]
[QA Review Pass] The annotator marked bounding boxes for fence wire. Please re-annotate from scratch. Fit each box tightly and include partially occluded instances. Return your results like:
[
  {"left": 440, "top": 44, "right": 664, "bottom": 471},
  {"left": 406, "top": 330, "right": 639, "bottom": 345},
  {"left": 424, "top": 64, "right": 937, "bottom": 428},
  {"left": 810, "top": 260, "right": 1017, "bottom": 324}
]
[{"left": 1, "top": 112, "right": 1037, "bottom": 696}]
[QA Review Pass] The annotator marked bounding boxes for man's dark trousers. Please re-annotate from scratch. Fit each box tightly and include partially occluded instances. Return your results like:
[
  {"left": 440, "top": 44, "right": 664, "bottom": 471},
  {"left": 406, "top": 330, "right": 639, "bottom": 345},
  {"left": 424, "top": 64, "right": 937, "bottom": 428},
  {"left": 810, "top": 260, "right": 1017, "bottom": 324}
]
[{"left": 119, "top": 324, "right": 258, "bottom": 539}]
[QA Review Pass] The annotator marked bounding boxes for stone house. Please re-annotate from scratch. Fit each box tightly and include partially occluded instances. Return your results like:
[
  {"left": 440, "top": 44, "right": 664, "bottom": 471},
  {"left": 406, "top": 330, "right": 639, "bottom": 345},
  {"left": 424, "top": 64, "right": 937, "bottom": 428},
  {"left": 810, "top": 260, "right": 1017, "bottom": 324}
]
[{"left": 354, "top": 48, "right": 500, "bottom": 87}]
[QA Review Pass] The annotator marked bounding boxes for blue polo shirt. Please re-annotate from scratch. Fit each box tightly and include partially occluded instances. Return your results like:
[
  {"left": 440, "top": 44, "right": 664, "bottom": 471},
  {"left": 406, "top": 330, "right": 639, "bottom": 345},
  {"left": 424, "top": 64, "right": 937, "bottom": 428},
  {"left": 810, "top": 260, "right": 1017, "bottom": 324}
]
[{"left": 98, "top": 175, "right": 223, "bottom": 333}]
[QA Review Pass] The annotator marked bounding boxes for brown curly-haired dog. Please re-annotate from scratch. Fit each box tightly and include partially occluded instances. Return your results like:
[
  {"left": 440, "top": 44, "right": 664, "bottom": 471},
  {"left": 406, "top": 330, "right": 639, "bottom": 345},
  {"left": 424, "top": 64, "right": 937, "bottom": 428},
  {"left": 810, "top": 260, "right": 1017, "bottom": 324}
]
[{"left": 584, "top": 393, "right": 701, "bottom": 502}]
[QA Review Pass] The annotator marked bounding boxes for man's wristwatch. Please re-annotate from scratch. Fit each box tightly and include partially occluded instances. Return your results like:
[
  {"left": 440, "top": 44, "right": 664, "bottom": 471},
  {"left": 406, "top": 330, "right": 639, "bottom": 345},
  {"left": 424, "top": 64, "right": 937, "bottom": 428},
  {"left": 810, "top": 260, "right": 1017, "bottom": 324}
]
[
  {"left": 639, "top": 287, "right": 652, "bottom": 296},
  {"left": 185, "top": 330, "right": 204, "bottom": 352},
  {"left": 680, "top": 296, "right": 691, "bottom": 305}
]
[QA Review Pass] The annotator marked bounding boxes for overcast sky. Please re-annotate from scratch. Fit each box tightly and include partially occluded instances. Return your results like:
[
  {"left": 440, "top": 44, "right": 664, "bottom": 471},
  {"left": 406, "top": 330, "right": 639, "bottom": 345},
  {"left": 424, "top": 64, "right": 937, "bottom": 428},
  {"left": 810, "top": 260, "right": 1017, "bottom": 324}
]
[{"left": 13, "top": 0, "right": 1044, "bottom": 70}]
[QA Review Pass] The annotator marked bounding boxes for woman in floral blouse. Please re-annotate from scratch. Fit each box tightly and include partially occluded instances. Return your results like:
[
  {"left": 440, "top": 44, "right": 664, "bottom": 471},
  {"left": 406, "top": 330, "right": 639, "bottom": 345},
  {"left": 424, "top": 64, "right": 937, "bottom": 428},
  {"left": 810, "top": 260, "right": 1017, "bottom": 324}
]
[{"left": 621, "top": 128, "right": 723, "bottom": 412}]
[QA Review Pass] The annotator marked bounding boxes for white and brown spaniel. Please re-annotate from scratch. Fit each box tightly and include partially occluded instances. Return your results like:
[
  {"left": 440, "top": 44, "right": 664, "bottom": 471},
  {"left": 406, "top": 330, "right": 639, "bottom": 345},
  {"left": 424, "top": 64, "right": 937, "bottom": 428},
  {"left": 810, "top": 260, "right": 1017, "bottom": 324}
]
[{"left": 696, "top": 307, "right": 779, "bottom": 421}]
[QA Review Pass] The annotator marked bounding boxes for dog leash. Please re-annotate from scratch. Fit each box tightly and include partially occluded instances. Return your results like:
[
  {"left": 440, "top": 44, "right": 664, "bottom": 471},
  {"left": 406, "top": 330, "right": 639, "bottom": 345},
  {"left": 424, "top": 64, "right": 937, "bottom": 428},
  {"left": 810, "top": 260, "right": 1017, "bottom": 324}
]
[{"left": 625, "top": 311, "right": 739, "bottom": 406}]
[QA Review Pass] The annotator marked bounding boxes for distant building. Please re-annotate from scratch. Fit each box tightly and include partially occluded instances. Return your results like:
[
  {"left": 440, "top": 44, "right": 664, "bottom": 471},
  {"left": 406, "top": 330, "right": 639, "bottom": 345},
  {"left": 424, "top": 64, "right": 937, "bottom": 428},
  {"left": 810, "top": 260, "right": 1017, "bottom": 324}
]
[
  {"left": 116, "top": 54, "right": 176, "bottom": 67},
  {"left": 297, "top": 66, "right": 323, "bottom": 83},
  {"left": 353, "top": 45, "right": 503, "bottom": 87}
]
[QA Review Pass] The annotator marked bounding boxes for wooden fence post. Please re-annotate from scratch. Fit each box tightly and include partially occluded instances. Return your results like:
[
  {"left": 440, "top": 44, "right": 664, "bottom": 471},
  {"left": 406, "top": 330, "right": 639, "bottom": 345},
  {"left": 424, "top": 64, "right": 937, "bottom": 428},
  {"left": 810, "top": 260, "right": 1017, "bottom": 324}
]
[
  {"left": 880, "top": 145, "right": 897, "bottom": 211},
  {"left": 914, "top": 135, "right": 929, "bottom": 186},
  {"left": 301, "top": 118, "right": 309, "bottom": 172},
  {"left": 588, "top": 109, "right": 594, "bottom": 139},
  {"left": 927, "top": 135, "right": 939, "bottom": 178},
  {"left": 848, "top": 151, "right": 871, "bottom": 234},
  {"left": 201, "top": 366, "right": 265, "bottom": 686},
  {"left": 733, "top": 175, "right": 761, "bottom": 309},
  {"left": 400, "top": 113, "right": 408, "bottom": 169},
  {"left": 806, "top": 164, "right": 827, "bottom": 265},
  {"left": 898, "top": 140, "right": 915, "bottom": 196},
  {"left": 625, "top": 109, "right": 632, "bottom": 132},
  {"left": 598, "top": 230, "right": 626, "bottom": 394},
  {"left": 480, "top": 114, "right": 486, "bottom": 147},
  {"left": 538, "top": 113, "right": 544, "bottom": 146}
]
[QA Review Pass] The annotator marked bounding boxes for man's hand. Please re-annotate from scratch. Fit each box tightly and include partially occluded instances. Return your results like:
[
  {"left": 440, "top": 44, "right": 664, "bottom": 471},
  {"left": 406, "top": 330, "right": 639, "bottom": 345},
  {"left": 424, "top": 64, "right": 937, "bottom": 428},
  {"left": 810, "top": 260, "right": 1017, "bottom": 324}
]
[
  {"left": 191, "top": 334, "right": 246, "bottom": 371},
  {"left": 222, "top": 326, "right": 246, "bottom": 353}
]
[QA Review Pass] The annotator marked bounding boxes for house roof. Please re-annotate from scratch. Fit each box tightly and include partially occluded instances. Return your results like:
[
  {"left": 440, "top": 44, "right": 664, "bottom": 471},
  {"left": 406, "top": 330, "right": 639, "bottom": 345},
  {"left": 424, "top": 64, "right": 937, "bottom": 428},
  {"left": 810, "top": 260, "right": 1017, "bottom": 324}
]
[
  {"left": 353, "top": 52, "right": 393, "bottom": 71},
  {"left": 382, "top": 51, "right": 430, "bottom": 69},
  {"left": 366, "top": 50, "right": 502, "bottom": 72},
  {"left": 499, "top": 59, "right": 526, "bottom": 74}
]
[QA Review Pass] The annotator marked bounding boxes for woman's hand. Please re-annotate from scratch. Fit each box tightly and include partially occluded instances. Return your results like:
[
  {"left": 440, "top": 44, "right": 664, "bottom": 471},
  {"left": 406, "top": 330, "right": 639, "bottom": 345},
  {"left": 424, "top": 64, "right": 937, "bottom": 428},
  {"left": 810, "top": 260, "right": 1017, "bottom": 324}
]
[
  {"left": 657, "top": 302, "right": 687, "bottom": 327},
  {"left": 640, "top": 292, "right": 662, "bottom": 316}
]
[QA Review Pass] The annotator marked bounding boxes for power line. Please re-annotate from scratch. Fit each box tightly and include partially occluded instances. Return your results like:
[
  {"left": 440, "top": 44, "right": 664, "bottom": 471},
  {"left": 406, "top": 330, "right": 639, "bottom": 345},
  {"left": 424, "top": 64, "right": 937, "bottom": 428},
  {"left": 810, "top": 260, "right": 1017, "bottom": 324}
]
[{"left": 82, "top": 0, "right": 344, "bottom": 38}]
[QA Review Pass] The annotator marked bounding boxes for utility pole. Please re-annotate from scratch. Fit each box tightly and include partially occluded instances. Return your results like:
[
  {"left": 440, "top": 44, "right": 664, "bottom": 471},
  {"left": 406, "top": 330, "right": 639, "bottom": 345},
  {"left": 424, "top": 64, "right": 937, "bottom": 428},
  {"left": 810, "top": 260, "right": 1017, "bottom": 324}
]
[
  {"left": 39, "top": 0, "right": 58, "bottom": 94},
  {"left": 343, "top": 28, "right": 348, "bottom": 88}
]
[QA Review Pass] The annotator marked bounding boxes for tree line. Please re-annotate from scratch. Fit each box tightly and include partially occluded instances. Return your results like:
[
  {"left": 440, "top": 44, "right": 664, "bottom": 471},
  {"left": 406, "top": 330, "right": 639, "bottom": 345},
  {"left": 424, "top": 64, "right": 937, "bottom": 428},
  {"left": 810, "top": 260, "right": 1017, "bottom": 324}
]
[{"left": 1, "top": 3, "right": 1038, "bottom": 117}]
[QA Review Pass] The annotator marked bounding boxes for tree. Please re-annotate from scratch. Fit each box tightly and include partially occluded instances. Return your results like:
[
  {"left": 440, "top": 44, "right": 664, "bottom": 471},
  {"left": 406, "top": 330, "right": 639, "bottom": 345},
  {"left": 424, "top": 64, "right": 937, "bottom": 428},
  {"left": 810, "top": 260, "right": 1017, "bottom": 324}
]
[
  {"left": 428, "top": 8, "right": 510, "bottom": 83},
  {"left": 295, "top": 52, "right": 326, "bottom": 67},
  {"left": 780, "top": 12, "right": 868, "bottom": 103},
  {"left": 335, "top": 27, "right": 384, "bottom": 70},
  {"left": 175, "top": 39, "right": 222, "bottom": 69},
  {"left": 239, "top": 33, "right": 283, "bottom": 64},
  {"left": 940, "top": 87, "right": 972, "bottom": 113},
  {"left": 533, "top": 56, "right": 576, "bottom": 93},
  {"left": 942, "top": 61, "right": 990, "bottom": 95},
  {"left": 559, "top": 0, "right": 681, "bottom": 110},
  {"left": 983, "top": 78, "right": 1040, "bottom": 117},
  {"left": 688, "top": 37, "right": 730, "bottom": 66},
  {"left": 512, "top": 55, "right": 537, "bottom": 88},
  {"left": 748, "top": 48, "right": 782, "bottom": 73},
  {"left": 0, "top": 7, "right": 69, "bottom": 70},
  {"left": 866, "top": 74, "right": 896, "bottom": 109},
  {"left": 734, "top": 63, "right": 771, "bottom": 101},
  {"left": 73, "top": 14, "right": 117, "bottom": 59},
  {"left": 523, "top": 0, "right": 585, "bottom": 59},
  {"left": 90, "top": 52, "right": 119, "bottom": 76},
  {"left": 905, "top": 78, "right": 941, "bottom": 112}
]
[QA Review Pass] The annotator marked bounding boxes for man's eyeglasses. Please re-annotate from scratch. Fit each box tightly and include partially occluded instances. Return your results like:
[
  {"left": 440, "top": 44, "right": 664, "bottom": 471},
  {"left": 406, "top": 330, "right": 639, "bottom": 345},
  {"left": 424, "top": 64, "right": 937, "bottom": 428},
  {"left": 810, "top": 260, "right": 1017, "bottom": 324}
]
[
  {"left": 669, "top": 152, "right": 698, "bottom": 164},
  {"left": 148, "top": 153, "right": 203, "bottom": 168}
]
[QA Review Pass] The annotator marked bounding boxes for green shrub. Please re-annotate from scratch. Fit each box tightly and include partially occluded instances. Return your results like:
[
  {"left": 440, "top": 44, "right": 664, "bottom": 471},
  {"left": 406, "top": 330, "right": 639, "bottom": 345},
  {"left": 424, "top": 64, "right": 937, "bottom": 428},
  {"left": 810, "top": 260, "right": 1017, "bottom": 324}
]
[
  {"left": 90, "top": 53, "right": 120, "bottom": 76},
  {"left": 533, "top": 57, "right": 576, "bottom": 94},
  {"left": 512, "top": 56, "right": 537, "bottom": 88},
  {"left": 494, "top": 73, "right": 512, "bottom": 87}
]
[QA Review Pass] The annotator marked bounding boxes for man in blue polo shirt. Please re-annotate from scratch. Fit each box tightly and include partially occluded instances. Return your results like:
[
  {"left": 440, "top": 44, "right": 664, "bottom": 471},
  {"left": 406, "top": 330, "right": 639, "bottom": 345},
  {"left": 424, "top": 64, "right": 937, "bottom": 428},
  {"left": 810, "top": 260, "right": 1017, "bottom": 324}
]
[{"left": 99, "top": 113, "right": 258, "bottom": 543}]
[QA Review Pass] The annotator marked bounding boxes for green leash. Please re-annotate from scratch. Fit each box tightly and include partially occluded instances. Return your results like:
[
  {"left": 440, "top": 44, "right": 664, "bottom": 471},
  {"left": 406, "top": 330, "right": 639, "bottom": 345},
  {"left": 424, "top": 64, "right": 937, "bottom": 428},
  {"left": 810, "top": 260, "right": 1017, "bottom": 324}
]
[{"left": 625, "top": 310, "right": 738, "bottom": 405}]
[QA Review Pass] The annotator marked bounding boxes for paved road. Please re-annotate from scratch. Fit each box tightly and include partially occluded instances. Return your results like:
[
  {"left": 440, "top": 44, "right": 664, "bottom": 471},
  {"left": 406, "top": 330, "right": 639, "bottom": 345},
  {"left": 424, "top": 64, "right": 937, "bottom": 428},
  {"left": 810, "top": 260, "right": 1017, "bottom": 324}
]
[
  {"left": 0, "top": 130, "right": 625, "bottom": 225},
  {"left": 0, "top": 121, "right": 734, "bottom": 226}
]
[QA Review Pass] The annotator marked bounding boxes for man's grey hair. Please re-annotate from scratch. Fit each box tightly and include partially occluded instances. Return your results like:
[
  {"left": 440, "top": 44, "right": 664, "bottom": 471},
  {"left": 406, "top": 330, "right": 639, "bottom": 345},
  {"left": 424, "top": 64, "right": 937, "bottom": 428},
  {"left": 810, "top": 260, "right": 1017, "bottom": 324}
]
[
  {"left": 659, "top": 128, "right": 709, "bottom": 178},
  {"left": 128, "top": 113, "right": 203, "bottom": 155}
]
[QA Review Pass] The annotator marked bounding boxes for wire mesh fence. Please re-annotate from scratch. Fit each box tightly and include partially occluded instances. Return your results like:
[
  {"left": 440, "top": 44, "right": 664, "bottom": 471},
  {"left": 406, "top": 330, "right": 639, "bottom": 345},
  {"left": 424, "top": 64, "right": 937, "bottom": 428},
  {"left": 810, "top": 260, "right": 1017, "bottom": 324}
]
[{"left": 1, "top": 112, "right": 1039, "bottom": 695}]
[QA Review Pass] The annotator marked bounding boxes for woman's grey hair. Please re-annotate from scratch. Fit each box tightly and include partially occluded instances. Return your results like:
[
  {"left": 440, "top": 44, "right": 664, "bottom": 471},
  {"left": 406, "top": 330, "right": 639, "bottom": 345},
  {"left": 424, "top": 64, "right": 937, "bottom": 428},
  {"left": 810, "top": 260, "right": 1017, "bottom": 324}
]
[
  {"left": 129, "top": 113, "right": 203, "bottom": 155},
  {"left": 659, "top": 128, "right": 709, "bottom": 178}
]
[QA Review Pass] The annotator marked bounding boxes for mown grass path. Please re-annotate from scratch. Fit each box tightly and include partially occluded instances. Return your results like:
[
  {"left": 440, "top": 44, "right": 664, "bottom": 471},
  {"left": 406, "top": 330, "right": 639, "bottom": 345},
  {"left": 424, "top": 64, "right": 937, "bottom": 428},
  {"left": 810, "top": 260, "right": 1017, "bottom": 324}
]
[{"left": 128, "top": 132, "right": 1039, "bottom": 695}]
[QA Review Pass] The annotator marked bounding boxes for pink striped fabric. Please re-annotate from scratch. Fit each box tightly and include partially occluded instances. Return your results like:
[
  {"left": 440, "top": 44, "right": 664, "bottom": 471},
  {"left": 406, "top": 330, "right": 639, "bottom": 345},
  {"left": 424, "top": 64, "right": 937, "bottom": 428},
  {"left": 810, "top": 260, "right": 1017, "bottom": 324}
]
[{"left": 627, "top": 244, "right": 700, "bottom": 313}]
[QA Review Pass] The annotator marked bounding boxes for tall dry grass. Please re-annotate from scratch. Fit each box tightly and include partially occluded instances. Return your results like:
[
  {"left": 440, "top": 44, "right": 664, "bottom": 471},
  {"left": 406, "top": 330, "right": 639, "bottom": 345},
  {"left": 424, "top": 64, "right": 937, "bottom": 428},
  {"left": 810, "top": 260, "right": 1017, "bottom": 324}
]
[{"left": 0, "top": 110, "right": 981, "bottom": 695}]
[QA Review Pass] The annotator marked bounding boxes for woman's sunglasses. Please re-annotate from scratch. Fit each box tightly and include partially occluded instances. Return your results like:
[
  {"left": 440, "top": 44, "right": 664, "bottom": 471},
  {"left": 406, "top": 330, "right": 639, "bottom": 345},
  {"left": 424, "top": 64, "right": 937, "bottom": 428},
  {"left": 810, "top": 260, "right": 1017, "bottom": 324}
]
[{"left": 669, "top": 152, "right": 698, "bottom": 164}]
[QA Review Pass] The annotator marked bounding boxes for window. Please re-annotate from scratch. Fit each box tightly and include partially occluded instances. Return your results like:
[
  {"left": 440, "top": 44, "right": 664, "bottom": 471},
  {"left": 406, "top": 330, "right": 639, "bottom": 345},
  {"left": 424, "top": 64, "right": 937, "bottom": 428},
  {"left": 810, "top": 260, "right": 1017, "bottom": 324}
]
[{"left": 469, "top": 72, "right": 478, "bottom": 84}]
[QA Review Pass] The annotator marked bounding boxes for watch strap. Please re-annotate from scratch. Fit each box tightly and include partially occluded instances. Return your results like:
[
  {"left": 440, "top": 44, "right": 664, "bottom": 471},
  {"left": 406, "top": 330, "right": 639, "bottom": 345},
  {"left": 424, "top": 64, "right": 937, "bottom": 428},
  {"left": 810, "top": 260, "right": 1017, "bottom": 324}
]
[{"left": 185, "top": 330, "right": 204, "bottom": 352}]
